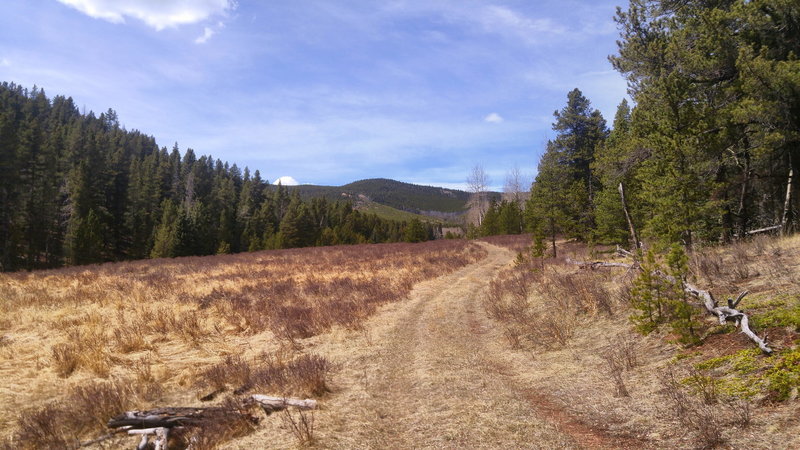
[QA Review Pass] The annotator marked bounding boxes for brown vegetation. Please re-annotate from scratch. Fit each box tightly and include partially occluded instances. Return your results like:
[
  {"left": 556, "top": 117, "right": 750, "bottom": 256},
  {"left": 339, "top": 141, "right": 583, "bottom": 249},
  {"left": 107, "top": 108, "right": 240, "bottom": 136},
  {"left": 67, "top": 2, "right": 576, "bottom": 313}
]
[
  {"left": 482, "top": 234, "right": 800, "bottom": 448},
  {"left": 484, "top": 250, "right": 620, "bottom": 350},
  {"left": 0, "top": 240, "right": 486, "bottom": 448}
]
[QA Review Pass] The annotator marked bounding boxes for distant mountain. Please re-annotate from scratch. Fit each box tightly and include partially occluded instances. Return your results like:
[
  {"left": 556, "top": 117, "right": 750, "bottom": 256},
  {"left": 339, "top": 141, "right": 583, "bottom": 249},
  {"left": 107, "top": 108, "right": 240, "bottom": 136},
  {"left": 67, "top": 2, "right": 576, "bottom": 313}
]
[{"left": 284, "top": 178, "right": 478, "bottom": 217}]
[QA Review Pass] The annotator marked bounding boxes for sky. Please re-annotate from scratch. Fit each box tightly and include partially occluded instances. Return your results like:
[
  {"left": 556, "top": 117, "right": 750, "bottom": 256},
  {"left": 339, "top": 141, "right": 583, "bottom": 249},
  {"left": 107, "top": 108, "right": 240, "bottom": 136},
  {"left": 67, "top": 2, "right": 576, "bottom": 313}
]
[{"left": 0, "top": 0, "right": 629, "bottom": 190}]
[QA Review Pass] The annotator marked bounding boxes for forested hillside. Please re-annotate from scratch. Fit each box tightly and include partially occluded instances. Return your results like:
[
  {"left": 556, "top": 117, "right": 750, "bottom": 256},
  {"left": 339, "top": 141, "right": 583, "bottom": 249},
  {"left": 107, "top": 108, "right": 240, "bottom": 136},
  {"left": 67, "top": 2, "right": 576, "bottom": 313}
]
[
  {"left": 287, "top": 178, "right": 473, "bottom": 214},
  {"left": 0, "top": 83, "right": 438, "bottom": 271},
  {"left": 526, "top": 0, "right": 798, "bottom": 250},
  {"left": 342, "top": 179, "right": 471, "bottom": 213}
]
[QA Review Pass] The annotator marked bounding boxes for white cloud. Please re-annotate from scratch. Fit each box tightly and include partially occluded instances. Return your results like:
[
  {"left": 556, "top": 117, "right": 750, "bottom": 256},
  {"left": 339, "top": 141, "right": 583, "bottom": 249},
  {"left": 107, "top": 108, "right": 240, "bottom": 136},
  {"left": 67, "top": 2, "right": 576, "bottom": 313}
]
[
  {"left": 481, "top": 5, "right": 565, "bottom": 38},
  {"left": 274, "top": 176, "right": 300, "bottom": 186},
  {"left": 379, "top": 3, "right": 566, "bottom": 46},
  {"left": 195, "top": 26, "right": 215, "bottom": 44},
  {"left": 484, "top": 112, "right": 504, "bottom": 123},
  {"left": 55, "top": 0, "right": 235, "bottom": 30},
  {"left": 0, "top": 58, "right": 10, "bottom": 67}
]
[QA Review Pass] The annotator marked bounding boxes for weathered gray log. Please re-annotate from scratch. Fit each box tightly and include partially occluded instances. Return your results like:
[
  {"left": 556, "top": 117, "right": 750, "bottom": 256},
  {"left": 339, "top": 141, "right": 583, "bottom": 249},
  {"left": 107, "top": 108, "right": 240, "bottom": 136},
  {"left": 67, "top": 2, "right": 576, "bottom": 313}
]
[
  {"left": 615, "top": 245, "right": 635, "bottom": 258},
  {"left": 107, "top": 395, "right": 317, "bottom": 449},
  {"left": 136, "top": 433, "right": 148, "bottom": 450},
  {"left": 565, "top": 257, "right": 634, "bottom": 270},
  {"left": 128, "top": 428, "right": 169, "bottom": 450},
  {"left": 746, "top": 224, "right": 782, "bottom": 235},
  {"left": 108, "top": 407, "right": 226, "bottom": 429},
  {"left": 682, "top": 285, "right": 772, "bottom": 354},
  {"left": 155, "top": 428, "right": 168, "bottom": 450},
  {"left": 249, "top": 395, "right": 317, "bottom": 415}
]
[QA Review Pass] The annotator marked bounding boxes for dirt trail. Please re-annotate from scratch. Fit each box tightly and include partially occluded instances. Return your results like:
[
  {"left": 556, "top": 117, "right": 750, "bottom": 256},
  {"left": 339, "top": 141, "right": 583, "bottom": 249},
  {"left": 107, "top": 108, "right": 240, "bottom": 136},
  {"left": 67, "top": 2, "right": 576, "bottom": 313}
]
[{"left": 310, "top": 243, "right": 643, "bottom": 449}]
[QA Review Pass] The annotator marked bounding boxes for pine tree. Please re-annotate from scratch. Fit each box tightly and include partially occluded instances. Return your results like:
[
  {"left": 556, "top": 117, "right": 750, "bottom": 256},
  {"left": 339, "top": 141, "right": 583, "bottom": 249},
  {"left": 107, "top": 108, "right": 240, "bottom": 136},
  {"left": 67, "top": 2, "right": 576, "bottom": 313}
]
[
  {"left": 480, "top": 200, "right": 501, "bottom": 236},
  {"left": 404, "top": 218, "right": 427, "bottom": 243},
  {"left": 527, "top": 89, "right": 608, "bottom": 250},
  {"left": 278, "top": 196, "right": 314, "bottom": 248},
  {"left": 593, "top": 99, "right": 636, "bottom": 245},
  {"left": 629, "top": 249, "right": 670, "bottom": 334},
  {"left": 150, "top": 199, "right": 179, "bottom": 258},
  {"left": 665, "top": 243, "right": 700, "bottom": 346},
  {"left": 498, "top": 200, "right": 524, "bottom": 235}
]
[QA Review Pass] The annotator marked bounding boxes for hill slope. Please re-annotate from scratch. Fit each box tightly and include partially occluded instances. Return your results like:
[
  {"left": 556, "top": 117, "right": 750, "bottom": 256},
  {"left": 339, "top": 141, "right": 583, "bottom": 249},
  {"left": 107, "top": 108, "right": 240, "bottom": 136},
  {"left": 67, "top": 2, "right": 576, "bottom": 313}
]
[{"left": 286, "top": 178, "right": 472, "bottom": 215}]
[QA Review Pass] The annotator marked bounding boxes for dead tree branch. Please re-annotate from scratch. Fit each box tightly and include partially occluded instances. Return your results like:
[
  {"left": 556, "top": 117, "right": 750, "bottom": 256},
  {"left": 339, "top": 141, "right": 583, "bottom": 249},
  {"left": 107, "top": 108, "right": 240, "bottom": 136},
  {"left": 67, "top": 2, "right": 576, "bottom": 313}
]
[
  {"left": 681, "top": 285, "right": 772, "bottom": 354},
  {"left": 565, "top": 259, "right": 773, "bottom": 354}
]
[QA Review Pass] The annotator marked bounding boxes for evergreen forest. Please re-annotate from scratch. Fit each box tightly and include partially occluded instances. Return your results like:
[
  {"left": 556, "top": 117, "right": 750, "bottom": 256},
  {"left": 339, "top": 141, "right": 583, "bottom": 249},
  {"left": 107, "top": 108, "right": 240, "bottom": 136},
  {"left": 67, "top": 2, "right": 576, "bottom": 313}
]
[
  {"left": 2, "top": 0, "right": 798, "bottom": 270},
  {"left": 523, "top": 0, "right": 799, "bottom": 252},
  {"left": 0, "top": 83, "right": 437, "bottom": 271}
]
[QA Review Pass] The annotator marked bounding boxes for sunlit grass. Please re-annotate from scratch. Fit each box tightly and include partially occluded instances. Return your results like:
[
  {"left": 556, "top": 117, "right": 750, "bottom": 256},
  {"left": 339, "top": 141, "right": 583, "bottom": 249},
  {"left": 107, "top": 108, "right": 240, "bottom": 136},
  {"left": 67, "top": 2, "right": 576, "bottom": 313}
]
[{"left": 0, "top": 240, "right": 486, "bottom": 448}]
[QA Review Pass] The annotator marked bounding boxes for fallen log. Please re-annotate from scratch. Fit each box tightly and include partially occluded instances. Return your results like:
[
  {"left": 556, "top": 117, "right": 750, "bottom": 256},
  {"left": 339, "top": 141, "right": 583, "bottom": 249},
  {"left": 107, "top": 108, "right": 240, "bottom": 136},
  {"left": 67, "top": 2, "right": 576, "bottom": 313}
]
[
  {"left": 108, "top": 406, "right": 234, "bottom": 429},
  {"left": 615, "top": 245, "right": 635, "bottom": 258},
  {"left": 106, "top": 395, "right": 317, "bottom": 449},
  {"left": 565, "top": 257, "right": 634, "bottom": 270},
  {"left": 128, "top": 428, "right": 168, "bottom": 450},
  {"left": 746, "top": 224, "right": 782, "bottom": 235},
  {"left": 682, "top": 285, "right": 772, "bottom": 354},
  {"left": 565, "top": 259, "right": 773, "bottom": 354},
  {"left": 248, "top": 395, "right": 317, "bottom": 415}
]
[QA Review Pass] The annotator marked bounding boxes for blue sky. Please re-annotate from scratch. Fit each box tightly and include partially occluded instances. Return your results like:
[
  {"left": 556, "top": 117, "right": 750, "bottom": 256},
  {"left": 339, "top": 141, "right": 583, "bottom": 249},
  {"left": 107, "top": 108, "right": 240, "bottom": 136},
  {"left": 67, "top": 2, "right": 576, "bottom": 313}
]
[{"left": 0, "top": 0, "right": 628, "bottom": 190}]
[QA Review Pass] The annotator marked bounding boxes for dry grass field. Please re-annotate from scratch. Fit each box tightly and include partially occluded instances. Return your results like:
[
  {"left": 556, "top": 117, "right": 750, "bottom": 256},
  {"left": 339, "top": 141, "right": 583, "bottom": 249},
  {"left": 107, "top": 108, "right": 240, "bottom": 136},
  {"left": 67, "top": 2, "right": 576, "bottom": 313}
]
[
  {"left": 2, "top": 232, "right": 799, "bottom": 449},
  {"left": 0, "top": 240, "right": 486, "bottom": 448},
  {"left": 485, "top": 234, "right": 800, "bottom": 449}
]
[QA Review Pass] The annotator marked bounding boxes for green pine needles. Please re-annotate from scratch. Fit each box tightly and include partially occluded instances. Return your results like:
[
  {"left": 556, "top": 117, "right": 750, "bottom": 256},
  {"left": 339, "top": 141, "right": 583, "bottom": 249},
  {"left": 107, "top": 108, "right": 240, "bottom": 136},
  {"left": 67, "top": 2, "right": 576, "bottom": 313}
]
[{"left": 629, "top": 244, "right": 702, "bottom": 345}]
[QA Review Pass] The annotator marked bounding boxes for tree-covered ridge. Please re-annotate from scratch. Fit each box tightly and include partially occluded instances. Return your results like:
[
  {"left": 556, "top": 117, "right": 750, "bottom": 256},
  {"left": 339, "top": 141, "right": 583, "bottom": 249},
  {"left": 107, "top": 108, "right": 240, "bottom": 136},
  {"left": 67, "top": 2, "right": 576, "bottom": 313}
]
[
  {"left": 526, "top": 0, "right": 798, "bottom": 250},
  {"left": 287, "top": 178, "right": 474, "bottom": 214},
  {"left": 342, "top": 179, "right": 471, "bottom": 213},
  {"left": 0, "top": 82, "right": 438, "bottom": 271}
]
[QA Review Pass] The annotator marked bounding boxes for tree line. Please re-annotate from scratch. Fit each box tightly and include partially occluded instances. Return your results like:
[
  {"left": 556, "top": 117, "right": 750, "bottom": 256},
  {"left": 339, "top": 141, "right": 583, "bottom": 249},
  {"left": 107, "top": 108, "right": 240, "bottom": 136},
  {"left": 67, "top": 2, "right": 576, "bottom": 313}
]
[
  {"left": 0, "top": 82, "right": 438, "bottom": 271},
  {"left": 524, "top": 0, "right": 798, "bottom": 253}
]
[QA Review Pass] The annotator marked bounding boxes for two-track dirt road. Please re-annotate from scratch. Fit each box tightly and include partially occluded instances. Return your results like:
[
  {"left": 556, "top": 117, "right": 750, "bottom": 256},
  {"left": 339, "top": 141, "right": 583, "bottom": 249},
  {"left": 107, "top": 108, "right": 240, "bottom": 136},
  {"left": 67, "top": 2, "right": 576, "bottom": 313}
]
[{"left": 292, "top": 242, "right": 642, "bottom": 449}]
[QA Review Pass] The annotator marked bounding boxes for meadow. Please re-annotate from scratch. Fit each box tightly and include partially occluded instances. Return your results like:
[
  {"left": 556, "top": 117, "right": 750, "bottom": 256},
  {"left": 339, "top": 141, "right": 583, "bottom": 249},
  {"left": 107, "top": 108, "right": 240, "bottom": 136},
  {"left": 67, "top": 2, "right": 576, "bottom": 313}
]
[{"left": 0, "top": 240, "right": 486, "bottom": 448}]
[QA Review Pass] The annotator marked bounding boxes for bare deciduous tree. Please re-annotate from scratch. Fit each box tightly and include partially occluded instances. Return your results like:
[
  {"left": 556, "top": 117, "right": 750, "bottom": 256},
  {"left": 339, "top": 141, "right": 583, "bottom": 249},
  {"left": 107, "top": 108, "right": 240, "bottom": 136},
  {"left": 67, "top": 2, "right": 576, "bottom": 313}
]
[
  {"left": 503, "top": 165, "right": 527, "bottom": 204},
  {"left": 467, "top": 164, "right": 490, "bottom": 225}
]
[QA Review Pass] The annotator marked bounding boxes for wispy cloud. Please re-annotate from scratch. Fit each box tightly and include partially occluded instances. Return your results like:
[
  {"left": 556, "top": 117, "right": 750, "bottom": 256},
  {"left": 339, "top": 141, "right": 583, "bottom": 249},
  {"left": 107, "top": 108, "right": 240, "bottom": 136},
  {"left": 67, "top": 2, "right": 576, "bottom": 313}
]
[
  {"left": 478, "top": 5, "right": 566, "bottom": 44},
  {"left": 3, "top": 0, "right": 626, "bottom": 187},
  {"left": 195, "top": 26, "right": 215, "bottom": 44},
  {"left": 484, "top": 112, "right": 504, "bottom": 123},
  {"left": 55, "top": 0, "right": 236, "bottom": 30}
]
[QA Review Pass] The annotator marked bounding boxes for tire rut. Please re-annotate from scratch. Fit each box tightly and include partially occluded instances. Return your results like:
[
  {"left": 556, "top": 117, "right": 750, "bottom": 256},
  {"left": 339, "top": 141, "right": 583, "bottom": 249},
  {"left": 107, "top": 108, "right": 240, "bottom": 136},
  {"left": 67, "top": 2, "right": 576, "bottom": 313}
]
[{"left": 320, "top": 243, "right": 647, "bottom": 449}]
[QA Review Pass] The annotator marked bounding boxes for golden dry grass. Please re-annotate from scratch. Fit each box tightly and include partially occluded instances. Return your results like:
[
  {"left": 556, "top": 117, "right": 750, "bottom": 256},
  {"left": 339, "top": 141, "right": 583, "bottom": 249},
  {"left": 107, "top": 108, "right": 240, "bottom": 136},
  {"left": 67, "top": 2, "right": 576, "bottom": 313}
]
[
  {"left": 238, "top": 242, "right": 575, "bottom": 449},
  {"left": 3, "top": 233, "right": 798, "bottom": 449},
  {"left": 0, "top": 240, "right": 487, "bottom": 448},
  {"left": 484, "top": 233, "right": 800, "bottom": 449}
]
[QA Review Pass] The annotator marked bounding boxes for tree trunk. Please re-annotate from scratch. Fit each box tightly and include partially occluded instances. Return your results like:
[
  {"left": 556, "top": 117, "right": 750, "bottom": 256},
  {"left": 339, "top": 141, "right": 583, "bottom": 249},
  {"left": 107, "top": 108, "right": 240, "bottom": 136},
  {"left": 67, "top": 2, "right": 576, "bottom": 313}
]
[
  {"left": 618, "top": 182, "right": 640, "bottom": 252},
  {"left": 781, "top": 168, "right": 793, "bottom": 236},
  {"left": 737, "top": 150, "right": 751, "bottom": 237}
]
